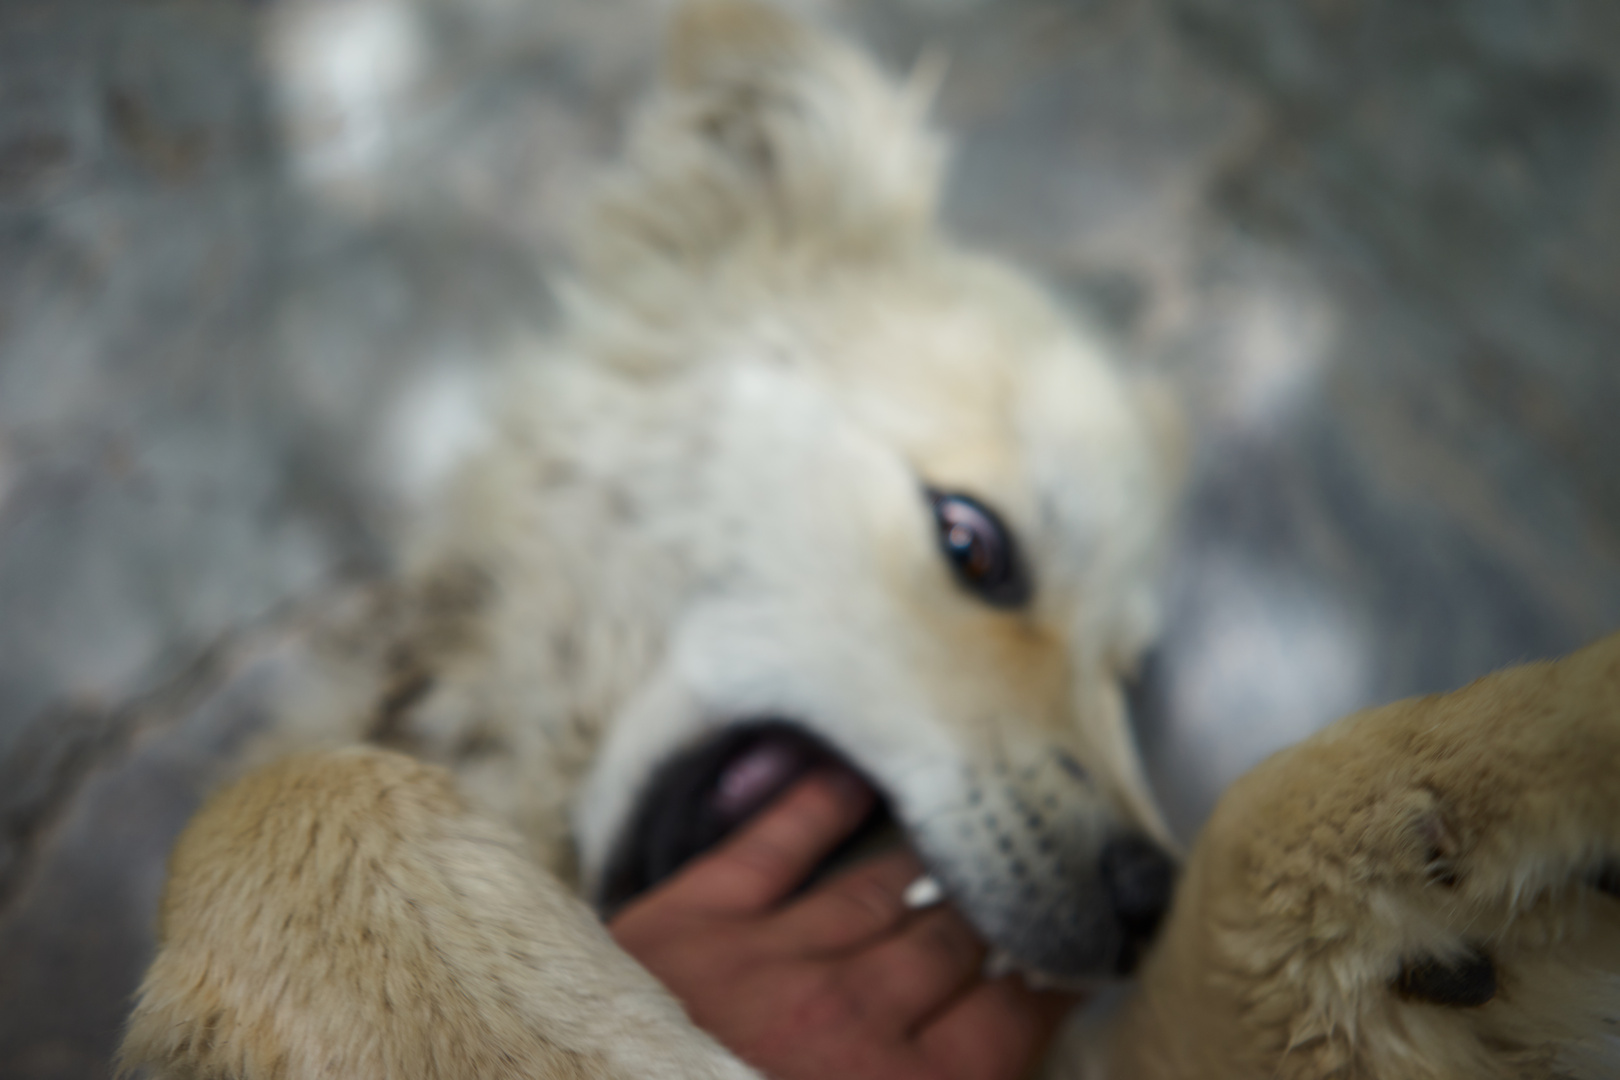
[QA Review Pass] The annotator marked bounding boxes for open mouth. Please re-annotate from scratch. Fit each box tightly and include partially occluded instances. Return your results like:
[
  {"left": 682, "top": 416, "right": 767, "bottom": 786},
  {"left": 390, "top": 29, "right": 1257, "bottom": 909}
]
[
  {"left": 596, "top": 720, "right": 897, "bottom": 916},
  {"left": 596, "top": 719, "right": 1178, "bottom": 981}
]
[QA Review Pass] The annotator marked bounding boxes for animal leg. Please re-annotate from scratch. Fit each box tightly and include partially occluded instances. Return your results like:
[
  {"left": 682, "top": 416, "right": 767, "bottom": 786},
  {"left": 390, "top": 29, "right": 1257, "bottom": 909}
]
[
  {"left": 1110, "top": 633, "right": 1620, "bottom": 1080},
  {"left": 121, "top": 747, "right": 756, "bottom": 1080}
]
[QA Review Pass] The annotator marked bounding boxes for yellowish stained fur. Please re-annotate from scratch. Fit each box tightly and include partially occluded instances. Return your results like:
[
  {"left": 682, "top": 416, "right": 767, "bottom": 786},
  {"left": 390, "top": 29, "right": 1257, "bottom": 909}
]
[{"left": 121, "top": 3, "right": 1620, "bottom": 1078}]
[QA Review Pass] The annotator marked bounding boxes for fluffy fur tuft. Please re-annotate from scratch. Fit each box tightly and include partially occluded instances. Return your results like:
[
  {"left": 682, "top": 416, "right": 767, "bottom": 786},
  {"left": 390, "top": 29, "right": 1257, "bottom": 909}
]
[{"left": 581, "top": 0, "right": 944, "bottom": 306}]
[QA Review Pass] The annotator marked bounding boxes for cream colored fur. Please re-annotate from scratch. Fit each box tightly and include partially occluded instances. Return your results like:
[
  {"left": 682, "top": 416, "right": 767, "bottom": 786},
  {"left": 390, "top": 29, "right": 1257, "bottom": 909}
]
[
  {"left": 1103, "top": 632, "right": 1620, "bottom": 1079},
  {"left": 124, "top": 748, "right": 753, "bottom": 1080},
  {"left": 121, "top": 3, "right": 1620, "bottom": 1078}
]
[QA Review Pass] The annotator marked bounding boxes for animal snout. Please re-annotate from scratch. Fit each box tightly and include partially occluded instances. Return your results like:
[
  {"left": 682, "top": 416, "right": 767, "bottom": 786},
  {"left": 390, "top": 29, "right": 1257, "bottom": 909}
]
[{"left": 1100, "top": 835, "right": 1177, "bottom": 971}]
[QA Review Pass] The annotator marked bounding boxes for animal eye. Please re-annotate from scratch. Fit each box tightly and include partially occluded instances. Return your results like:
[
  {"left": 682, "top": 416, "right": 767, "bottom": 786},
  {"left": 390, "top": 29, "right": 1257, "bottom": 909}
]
[{"left": 927, "top": 490, "right": 1030, "bottom": 608}]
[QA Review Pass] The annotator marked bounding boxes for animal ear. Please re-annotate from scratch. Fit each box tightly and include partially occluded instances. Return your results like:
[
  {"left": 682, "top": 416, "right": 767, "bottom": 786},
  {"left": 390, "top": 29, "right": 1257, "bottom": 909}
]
[{"left": 579, "top": 0, "right": 945, "bottom": 290}]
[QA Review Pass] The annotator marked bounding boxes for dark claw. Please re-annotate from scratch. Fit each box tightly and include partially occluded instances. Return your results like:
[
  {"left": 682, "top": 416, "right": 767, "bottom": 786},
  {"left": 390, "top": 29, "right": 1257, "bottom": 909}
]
[{"left": 1393, "top": 947, "right": 1497, "bottom": 1007}]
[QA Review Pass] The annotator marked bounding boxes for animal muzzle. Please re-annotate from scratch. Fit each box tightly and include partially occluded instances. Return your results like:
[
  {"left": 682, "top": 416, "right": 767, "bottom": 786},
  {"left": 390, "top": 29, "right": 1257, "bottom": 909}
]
[{"left": 597, "top": 720, "right": 1177, "bottom": 980}]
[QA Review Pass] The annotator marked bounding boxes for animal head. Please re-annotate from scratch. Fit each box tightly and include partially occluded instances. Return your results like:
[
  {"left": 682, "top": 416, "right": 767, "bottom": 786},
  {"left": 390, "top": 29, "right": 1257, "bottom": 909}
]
[{"left": 416, "top": 0, "right": 1184, "bottom": 980}]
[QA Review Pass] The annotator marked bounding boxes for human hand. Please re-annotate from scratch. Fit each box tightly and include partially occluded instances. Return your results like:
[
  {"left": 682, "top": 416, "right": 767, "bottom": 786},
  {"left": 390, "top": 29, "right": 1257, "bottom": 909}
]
[{"left": 608, "top": 769, "right": 1078, "bottom": 1080}]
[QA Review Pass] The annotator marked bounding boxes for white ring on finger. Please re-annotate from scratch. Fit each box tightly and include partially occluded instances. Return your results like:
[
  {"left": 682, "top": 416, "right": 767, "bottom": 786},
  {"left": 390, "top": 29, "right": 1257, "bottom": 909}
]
[{"left": 903, "top": 874, "right": 945, "bottom": 910}]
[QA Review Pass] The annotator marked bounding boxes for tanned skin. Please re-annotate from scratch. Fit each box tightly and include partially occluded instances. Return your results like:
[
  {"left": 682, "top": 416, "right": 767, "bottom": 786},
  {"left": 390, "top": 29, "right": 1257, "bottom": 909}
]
[{"left": 611, "top": 771, "right": 1077, "bottom": 1080}]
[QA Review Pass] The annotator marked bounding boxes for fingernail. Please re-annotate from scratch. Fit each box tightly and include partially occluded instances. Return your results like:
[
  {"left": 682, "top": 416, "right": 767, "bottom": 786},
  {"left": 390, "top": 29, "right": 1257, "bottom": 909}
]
[{"left": 715, "top": 742, "right": 802, "bottom": 818}]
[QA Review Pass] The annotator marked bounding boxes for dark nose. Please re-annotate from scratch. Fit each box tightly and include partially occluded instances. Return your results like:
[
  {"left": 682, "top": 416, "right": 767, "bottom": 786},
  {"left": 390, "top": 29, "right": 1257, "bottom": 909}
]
[{"left": 1099, "top": 835, "right": 1176, "bottom": 966}]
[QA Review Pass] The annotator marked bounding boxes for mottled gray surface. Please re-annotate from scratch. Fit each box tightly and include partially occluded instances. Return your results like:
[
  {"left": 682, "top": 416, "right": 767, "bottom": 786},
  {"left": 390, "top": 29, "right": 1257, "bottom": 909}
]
[{"left": 3, "top": 0, "right": 1619, "bottom": 1075}]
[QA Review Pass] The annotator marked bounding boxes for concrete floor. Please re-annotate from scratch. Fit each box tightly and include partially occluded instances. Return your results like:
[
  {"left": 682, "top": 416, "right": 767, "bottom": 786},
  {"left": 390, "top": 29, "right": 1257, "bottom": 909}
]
[{"left": 3, "top": 0, "right": 1619, "bottom": 1075}]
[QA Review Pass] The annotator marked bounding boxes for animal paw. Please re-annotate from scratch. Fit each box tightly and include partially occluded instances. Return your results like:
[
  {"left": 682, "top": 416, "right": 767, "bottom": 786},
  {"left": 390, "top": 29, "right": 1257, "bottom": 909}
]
[{"left": 1115, "top": 633, "right": 1620, "bottom": 1080}]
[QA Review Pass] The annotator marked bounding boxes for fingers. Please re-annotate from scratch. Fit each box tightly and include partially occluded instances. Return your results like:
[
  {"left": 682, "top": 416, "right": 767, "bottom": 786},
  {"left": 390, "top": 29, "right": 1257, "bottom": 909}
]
[
  {"left": 773, "top": 849, "right": 925, "bottom": 954},
  {"left": 656, "top": 769, "right": 876, "bottom": 916},
  {"left": 839, "top": 905, "right": 987, "bottom": 1029},
  {"left": 918, "top": 978, "right": 1079, "bottom": 1080}
]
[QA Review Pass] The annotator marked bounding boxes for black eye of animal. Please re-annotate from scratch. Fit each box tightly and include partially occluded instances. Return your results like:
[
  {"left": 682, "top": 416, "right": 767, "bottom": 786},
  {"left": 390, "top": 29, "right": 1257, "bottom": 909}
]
[{"left": 927, "top": 489, "right": 1030, "bottom": 607}]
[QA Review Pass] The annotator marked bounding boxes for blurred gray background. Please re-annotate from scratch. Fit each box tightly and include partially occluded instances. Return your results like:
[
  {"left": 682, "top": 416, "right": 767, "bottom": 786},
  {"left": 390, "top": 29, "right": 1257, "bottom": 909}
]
[{"left": 3, "top": 0, "right": 1618, "bottom": 1075}]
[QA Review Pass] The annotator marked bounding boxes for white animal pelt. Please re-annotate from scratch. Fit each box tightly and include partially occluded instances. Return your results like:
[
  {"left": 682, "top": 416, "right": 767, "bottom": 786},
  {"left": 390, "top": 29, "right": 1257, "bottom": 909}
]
[{"left": 121, "top": 4, "right": 1620, "bottom": 1079}]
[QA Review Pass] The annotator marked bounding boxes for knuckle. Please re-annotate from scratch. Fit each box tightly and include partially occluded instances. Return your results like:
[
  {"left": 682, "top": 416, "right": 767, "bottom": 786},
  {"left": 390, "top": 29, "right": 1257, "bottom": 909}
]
[
  {"left": 790, "top": 974, "right": 867, "bottom": 1034},
  {"left": 730, "top": 836, "right": 798, "bottom": 882},
  {"left": 788, "top": 781, "right": 846, "bottom": 832},
  {"left": 920, "top": 914, "right": 980, "bottom": 967},
  {"left": 838, "top": 874, "right": 905, "bottom": 928}
]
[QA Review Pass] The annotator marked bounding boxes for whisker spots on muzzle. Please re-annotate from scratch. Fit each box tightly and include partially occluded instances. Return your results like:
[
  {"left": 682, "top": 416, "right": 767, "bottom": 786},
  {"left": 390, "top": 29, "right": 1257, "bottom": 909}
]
[{"left": 1054, "top": 749, "right": 1089, "bottom": 784}]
